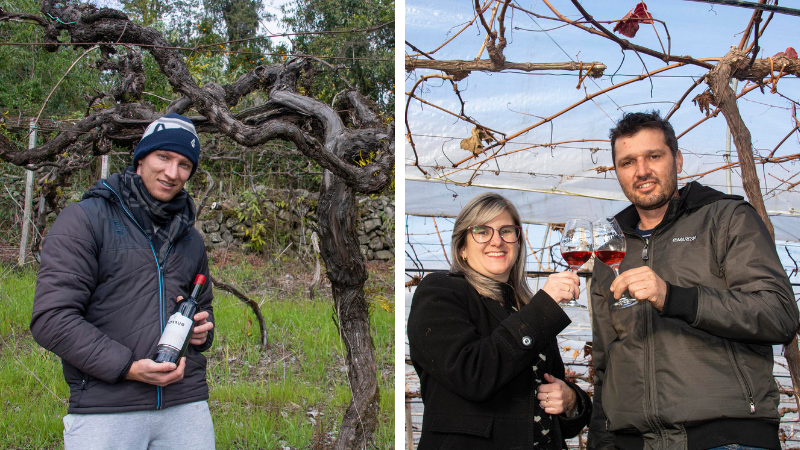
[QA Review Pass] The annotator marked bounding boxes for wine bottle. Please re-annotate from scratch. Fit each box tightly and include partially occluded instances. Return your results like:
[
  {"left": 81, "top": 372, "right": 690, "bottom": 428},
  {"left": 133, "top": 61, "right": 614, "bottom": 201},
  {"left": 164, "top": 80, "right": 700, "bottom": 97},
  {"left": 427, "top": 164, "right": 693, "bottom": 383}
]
[{"left": 153, "top": 274, "right": 206, "bottom": 364}]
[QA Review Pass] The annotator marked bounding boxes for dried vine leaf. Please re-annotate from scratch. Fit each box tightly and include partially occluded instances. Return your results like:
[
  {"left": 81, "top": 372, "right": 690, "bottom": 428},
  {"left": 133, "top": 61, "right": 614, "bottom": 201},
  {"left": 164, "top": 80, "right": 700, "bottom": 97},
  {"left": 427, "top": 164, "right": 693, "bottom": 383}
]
[
  {"left": 613, "top": 2, "right": 653, "bottom": 38},
  {"left": 773, "top": 47, "right": 798, "bottom": 59},
  {"left": 692, "top": 90, "right": 716, "bottom": 117},
  {"left": 405, "top": 275, "right": 421, "bottom": 288},
  {"left": 460, "top": 126, "right": 495, "bottom": 157}
]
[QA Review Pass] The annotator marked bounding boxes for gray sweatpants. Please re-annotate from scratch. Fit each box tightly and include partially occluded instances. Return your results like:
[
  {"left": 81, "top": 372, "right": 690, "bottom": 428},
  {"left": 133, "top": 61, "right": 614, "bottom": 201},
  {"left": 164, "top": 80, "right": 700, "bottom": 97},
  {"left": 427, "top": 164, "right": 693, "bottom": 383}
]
[{"left": 63, "top": 400, "right": 215, "bottom": 450}]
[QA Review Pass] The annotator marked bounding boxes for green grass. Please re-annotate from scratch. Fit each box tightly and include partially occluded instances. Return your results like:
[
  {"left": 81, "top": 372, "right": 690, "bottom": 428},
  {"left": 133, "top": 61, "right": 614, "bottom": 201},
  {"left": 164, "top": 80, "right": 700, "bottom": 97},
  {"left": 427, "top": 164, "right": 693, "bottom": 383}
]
[{"left": 0, "top": 257, "right": 394, "bottom": 449}]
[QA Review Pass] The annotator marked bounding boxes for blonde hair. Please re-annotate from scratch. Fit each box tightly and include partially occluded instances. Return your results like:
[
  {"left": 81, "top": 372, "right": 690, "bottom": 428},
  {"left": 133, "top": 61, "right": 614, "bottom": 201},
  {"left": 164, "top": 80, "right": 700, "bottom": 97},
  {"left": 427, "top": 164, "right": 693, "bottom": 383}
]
[{"left": 451, "top": 192, "right": 532, "bottom": 305}]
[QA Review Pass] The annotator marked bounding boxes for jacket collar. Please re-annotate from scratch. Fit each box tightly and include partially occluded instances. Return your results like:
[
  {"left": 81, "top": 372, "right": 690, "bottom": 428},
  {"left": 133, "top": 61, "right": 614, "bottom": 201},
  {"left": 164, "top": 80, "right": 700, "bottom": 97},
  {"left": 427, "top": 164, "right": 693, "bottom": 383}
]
[
  {"left": 614, "top": 181, "right": 743, "bottom": 234},
  {"left": 82, "top": 171, "right": 125, "bottom": 202}
]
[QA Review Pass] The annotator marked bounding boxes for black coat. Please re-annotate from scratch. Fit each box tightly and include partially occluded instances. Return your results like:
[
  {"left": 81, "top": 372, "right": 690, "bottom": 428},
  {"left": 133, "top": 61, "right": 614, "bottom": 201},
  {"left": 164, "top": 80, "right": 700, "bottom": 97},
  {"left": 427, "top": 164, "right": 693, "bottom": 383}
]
[{"left": 407, "top": 272, "right": 591, "bottom": 449}]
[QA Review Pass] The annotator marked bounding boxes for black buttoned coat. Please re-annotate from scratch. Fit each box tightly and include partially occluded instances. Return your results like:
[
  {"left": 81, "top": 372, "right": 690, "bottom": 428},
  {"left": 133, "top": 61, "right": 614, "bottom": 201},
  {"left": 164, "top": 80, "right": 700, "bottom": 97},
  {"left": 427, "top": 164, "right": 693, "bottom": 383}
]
[{"left": 407, "top": 272, "right": 591, "bottom": 449}]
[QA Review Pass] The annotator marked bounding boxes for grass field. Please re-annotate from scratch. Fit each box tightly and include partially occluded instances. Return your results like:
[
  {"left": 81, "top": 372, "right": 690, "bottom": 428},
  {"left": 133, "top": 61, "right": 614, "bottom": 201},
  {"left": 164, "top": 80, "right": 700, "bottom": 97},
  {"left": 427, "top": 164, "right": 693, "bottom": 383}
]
[{"left": 0, "top": 254, "right": 394, "bottom": 449}]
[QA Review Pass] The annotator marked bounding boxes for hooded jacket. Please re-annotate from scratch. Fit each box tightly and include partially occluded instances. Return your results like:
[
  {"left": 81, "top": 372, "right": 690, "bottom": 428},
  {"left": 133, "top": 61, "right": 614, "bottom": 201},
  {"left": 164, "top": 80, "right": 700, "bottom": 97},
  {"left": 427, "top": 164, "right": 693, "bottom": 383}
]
[
  {"left": 31, "top": 173, "right": 214, "bottom": 414},
  {"left": 408, "top": 272, "right": 592, "bottom": 449},
  {"left": 588, "top": 182, "right": 797, "bottom": 450}
]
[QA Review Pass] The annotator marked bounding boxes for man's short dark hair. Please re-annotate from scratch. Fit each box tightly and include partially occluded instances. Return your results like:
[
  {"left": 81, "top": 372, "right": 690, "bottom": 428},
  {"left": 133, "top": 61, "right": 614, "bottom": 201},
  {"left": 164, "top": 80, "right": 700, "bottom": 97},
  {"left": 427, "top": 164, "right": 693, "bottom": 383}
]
[{"left": 609, "top": 111, "right": 679, "bottom": 166}]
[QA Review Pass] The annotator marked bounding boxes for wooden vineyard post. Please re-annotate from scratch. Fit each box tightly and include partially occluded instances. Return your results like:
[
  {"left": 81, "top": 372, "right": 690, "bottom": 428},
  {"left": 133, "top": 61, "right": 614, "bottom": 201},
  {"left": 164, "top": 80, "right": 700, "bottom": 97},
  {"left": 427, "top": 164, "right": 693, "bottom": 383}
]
[{"left": 18, "top": 118, "right": 36, "bottom": 266}]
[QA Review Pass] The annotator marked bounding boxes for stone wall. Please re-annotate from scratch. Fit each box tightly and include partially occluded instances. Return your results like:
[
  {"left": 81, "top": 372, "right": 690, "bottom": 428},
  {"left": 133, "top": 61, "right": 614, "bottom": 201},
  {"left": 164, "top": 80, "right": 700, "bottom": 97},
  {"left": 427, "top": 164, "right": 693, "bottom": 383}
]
[{"left": 195, "top": 189, "right": 394, "bottom": 262}]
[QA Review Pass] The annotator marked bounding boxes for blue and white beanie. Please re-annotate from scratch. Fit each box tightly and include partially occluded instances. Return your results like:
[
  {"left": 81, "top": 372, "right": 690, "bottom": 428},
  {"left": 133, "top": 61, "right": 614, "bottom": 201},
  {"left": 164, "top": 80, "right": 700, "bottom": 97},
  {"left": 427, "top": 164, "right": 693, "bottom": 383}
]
[{"left": 133, "top": 113, "right": 201, "bottom": 178}]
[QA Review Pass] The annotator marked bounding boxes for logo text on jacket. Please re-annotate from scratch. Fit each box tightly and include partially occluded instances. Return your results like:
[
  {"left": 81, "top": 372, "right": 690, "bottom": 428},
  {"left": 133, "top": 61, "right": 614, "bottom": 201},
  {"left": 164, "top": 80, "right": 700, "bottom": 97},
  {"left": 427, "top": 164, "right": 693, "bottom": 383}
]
[
  {"left": 110, "top": 216, "right": 128, "bottom": 237},
  {"left": 672, "top": 236, "right": 696, "bottom": 242}
]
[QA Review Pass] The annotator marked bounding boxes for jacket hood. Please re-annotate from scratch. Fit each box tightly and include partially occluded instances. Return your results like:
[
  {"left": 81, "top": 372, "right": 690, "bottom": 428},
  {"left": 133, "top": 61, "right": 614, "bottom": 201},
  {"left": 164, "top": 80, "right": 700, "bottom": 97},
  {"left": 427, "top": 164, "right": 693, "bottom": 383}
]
[
  {"left": 615, "top": 181, "right": 743, "bottom": 232},
  {"left": 82, "top": 171, "right": 127, "bottom": 202}
]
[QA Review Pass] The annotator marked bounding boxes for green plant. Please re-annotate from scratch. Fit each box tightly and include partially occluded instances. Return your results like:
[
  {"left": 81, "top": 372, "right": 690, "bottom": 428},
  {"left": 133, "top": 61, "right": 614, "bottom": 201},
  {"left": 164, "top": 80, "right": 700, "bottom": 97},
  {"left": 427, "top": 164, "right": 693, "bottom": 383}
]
[{"left": 0, "top": 260, "right": 395, "bottom": 448}]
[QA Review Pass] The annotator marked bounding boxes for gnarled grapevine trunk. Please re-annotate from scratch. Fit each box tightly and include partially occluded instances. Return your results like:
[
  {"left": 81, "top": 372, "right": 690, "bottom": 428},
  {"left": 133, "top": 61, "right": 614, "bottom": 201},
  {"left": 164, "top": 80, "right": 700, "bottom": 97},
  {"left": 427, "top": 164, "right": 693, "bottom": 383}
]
[
  {"left": 708, "top": 47, "right": 800, "bottom": 410},
  {"left": 317, "top": 171, "right": 380, "bottom": 449}
]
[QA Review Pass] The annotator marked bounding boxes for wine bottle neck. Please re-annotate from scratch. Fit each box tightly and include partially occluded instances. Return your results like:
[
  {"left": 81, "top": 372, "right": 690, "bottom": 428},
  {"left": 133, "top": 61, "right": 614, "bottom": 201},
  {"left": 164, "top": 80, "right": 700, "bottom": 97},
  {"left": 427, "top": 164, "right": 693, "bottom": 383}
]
[{"left": 189, "top": 282, "right": 203, "bottom": 300}]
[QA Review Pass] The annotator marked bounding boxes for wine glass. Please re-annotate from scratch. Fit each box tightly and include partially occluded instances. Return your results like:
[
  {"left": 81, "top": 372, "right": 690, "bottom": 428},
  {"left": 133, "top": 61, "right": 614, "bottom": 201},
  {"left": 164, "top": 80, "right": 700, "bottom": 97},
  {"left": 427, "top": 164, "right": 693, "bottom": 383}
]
[
  {"left": 559, "top": 219, "right": 593, "bottom": 309},
  {"left": 593, "top": 217, "right": 637, "bottom": 309}
]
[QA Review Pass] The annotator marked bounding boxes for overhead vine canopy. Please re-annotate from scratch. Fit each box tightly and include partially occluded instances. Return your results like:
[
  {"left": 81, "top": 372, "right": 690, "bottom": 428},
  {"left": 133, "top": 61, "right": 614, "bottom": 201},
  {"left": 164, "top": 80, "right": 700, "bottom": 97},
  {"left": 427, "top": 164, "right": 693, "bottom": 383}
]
[{"left": 405, "top": 0, "right": 800, "bottom": 241}]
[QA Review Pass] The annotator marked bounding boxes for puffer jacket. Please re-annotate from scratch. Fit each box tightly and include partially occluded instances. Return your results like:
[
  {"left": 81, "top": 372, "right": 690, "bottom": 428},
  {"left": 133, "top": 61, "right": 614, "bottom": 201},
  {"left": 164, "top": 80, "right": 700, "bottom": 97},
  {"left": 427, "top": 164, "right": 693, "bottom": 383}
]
[
  {"left": 588, "top": 182, "right": 798, "bottom": 449},
  {"left": 408, "top": 272, "right": 592, "bottom": 450},
  {"left": 31, "top": 173, "right": 214, "bottom": 414}
]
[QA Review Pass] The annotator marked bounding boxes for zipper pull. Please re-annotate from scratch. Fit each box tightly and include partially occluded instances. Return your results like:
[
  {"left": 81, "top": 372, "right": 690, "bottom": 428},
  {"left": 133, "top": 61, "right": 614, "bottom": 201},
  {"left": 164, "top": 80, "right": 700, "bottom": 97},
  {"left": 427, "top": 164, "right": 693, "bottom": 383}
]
[
  {"left": 749, "top": 398, "right": 755, "bottom": 413},
  {"left": 641, "top": 238, "right": 649, "bottom": 260}
]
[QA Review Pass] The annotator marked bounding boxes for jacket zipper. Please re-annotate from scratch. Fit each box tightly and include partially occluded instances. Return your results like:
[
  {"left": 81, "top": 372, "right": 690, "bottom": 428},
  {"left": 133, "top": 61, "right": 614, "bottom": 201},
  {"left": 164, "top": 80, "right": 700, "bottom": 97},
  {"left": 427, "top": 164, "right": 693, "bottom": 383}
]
[
  {"left": 103, "top": 181, "right": 173, "bottom": 410},
  {"left": 628, "top": 230, "right": 668, "bottom": 440},
  {"left": 641, "top": 237, "right": 649, "bottom": 260},
  {"left": 727, "top": 341, "right": 756, "bottom": 413},
  {"left": 636, "top": 224, "right": 756, "bottom": 420}
]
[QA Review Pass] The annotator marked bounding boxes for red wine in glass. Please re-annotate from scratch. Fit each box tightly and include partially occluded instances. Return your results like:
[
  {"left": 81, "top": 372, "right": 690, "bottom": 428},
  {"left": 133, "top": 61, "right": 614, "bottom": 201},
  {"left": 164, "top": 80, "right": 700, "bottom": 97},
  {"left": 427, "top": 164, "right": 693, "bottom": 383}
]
[
  {"left": 593, "top": 218, "right": 636, "bottom": 309},
  {"left": 559, "top": 219, "right": 593, "bottom": 309},
  {"left": 594, "top": 250, "right": 625, "bottom": 267},
  {"left": 562, "top": 250, "right": 592, "bottom": 268}
]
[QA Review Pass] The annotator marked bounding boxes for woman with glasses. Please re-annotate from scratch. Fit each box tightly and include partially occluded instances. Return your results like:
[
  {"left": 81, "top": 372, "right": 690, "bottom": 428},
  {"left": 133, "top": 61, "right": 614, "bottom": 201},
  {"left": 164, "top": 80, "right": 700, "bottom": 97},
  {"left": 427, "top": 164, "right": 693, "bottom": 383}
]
[{"left": 407, "top": 192, "right": 591, "bottom": 449}]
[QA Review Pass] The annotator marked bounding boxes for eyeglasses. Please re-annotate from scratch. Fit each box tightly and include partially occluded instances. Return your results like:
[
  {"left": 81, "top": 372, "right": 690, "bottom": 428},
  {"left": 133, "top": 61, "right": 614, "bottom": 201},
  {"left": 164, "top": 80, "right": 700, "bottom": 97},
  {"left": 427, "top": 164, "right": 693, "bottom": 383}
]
[{"left": 469, "top": 225, "right": 522, "bottom": 244}]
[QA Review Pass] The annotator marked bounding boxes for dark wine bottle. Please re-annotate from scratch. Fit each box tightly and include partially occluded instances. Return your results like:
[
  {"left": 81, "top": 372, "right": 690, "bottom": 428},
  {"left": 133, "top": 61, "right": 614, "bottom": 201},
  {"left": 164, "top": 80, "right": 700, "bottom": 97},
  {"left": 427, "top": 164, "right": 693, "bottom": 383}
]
[{"left": 153, "top": 274, "right": 206, "bottom": 364}]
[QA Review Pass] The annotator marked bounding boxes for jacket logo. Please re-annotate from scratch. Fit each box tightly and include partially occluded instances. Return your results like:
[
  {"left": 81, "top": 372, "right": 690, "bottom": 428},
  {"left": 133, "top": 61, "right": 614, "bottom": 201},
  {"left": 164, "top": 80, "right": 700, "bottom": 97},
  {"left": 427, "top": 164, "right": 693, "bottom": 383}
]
[
  {"left": 110, "top": 216, "right": 128, "bottom": 237},
  {"left": 672, "top": 236, "right": 696, "bottom": 243}
]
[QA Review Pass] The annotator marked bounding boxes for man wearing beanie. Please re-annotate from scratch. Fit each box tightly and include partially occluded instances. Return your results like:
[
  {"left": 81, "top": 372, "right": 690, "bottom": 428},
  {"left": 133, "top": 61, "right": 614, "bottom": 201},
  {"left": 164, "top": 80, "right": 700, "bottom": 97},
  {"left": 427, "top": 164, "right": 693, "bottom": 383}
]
[{"left": 31, "top": 113, "right": 216, "bottom": 449}]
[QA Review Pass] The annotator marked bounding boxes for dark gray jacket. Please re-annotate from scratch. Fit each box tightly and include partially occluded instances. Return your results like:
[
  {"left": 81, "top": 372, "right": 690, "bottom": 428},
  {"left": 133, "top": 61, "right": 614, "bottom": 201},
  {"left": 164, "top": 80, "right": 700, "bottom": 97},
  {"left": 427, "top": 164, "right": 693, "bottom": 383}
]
[
  {"left": 588, "top": 182, "right": 797, "bottom": 449},
  {"left": 31, "top": 174, "right": 214, "bottom": 414}
]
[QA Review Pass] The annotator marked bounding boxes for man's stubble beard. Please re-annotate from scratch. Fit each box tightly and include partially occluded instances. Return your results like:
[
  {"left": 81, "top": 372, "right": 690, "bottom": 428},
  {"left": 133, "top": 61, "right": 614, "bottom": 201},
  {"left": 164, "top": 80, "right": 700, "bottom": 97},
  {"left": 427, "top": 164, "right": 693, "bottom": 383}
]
[{"left": 621, "top": 164, "right": 679, "bottom": 211}]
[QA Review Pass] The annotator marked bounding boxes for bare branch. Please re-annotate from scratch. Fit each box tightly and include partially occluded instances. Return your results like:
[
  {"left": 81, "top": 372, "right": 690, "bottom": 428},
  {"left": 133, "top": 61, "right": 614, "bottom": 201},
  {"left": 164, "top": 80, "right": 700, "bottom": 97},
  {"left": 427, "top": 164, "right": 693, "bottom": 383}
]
[
  {"left": 540, "top": 0, "right": 714, "bottom": 69},
  {"left": 211, "top": 277, "right": 268, "bottom": 347},
  {"left": 405, "top": 58, "right": 606, "bottom": 78}
]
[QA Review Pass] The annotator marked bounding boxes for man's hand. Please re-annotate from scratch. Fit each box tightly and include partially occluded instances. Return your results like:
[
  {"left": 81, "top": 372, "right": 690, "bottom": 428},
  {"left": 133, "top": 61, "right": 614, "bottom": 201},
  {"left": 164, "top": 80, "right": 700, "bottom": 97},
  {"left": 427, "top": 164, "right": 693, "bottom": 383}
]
[
  {"left": 536, "top": 373, "right": 577, "bottom": 416},
  {"left": 125, "top": 358, "right": 185, "bottom": 386},
  {"left": 610, "top": 266, "right": 668, "bottom": 311},
  {"left": 176, "top": 296, "right": 214, "bottom": 346}
]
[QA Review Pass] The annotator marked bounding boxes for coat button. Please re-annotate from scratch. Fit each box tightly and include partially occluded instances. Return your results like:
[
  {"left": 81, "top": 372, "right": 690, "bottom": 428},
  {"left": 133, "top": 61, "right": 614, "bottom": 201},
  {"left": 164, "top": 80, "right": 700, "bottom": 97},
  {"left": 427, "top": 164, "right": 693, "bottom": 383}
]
[{"left": 522, "top": 336, "right": 533, "bottom": 347}]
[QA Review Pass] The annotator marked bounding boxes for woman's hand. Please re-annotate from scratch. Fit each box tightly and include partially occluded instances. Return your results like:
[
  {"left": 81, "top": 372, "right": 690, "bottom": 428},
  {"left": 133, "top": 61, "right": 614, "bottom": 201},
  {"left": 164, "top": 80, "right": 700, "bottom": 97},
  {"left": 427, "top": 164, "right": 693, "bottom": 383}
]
[
  {"left": 536, "top": 373, "right": 577, "bottom": 416},
  {"left": 541, "top": 271, "right": 581, "bottom": 304}
]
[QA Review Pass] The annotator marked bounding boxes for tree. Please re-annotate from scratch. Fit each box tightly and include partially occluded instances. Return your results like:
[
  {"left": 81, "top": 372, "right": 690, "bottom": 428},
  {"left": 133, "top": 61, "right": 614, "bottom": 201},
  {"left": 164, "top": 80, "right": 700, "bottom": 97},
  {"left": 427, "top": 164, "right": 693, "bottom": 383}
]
[
  {"left": 0, "top": 0, "right": 103, "bottom": 116},
  {"left": 0, "top": 1, "right": 393, "bottom": 448},
  {"left": 203, "top": 0, "right": 274, "bottom": 76},
  {"left": 282, "top": 0, "right": 394, "bottom": 114}
]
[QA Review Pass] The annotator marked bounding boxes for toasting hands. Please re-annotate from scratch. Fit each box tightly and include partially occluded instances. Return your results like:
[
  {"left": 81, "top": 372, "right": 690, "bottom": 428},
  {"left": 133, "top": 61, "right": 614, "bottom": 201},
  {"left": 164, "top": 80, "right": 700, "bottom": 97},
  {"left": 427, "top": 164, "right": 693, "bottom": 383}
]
[
  {"left": 610, "top": 266, "right": 668, "bottom": 311},
  {"left": 542, "top": 271, "right": 581, "bottom": 304}
]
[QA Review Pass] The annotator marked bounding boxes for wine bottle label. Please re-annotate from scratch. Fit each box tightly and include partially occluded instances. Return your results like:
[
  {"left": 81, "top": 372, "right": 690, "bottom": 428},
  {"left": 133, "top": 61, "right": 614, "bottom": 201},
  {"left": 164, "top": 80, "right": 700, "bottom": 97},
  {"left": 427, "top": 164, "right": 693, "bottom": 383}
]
[{"left": 157, "top": 313, "right": 193, "bottom": 351}]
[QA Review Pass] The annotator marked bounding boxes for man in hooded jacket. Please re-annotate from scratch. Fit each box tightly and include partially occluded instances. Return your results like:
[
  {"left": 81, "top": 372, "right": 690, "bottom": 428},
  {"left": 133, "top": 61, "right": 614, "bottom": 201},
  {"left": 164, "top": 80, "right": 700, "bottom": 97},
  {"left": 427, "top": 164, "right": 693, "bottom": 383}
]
[
  {"left": 31, "top": 113, "right": 216, "bottom": 449},
  {"left": 587, "top": 111, "right": 798, "bottom": 450}
]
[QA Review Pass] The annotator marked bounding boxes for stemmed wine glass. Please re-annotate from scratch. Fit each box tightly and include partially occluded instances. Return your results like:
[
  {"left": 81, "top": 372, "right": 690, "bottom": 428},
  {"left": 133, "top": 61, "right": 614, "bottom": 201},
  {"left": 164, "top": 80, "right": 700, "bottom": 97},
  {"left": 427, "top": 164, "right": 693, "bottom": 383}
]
[
  {"left": 593, "top": 217, "right": 637, "bottom": 309},
  {"left": 559, "top": 219, "right": 593, "bottom": 309}
]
